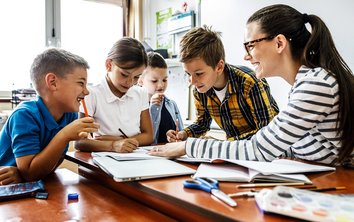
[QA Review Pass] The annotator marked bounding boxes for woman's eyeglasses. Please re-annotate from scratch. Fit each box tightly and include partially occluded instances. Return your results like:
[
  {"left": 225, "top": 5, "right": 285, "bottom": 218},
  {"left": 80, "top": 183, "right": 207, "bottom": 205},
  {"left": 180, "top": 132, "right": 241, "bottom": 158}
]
[{"left": 243, "top": 35, "right": 276, "bottom": 56}]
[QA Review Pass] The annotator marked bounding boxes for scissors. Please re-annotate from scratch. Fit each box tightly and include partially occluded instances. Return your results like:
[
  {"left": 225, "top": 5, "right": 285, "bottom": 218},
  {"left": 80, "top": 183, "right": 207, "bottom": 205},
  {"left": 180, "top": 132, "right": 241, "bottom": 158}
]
[{"left": 183, "top": 177, "right": 237, "bottom": 207}]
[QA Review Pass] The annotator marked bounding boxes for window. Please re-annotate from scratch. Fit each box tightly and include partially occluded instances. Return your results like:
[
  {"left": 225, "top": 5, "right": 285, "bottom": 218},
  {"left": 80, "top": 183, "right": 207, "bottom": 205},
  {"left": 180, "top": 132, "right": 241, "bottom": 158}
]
[
  {"left": 0, "top": 0, "right": 45, "bottom": 90},
  {"left": 61, "top": 0, "right": 123, "bottom": 84},
  {"left": 0, "top": 0, "right": 123, "bottom": 91}
]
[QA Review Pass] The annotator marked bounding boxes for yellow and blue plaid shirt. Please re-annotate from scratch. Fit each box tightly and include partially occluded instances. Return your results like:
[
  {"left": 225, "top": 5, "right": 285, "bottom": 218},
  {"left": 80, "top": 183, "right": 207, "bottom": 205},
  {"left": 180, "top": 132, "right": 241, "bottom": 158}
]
[{"left": 185, "top": 64, "right": 279, "bottom": 140}]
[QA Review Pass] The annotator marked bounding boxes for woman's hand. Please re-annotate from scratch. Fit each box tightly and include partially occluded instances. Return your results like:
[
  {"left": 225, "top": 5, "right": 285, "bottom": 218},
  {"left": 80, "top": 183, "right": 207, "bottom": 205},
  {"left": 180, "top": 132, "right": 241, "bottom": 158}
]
[{"left": 148, "top": 141, "right": 186, "bottom": 158}]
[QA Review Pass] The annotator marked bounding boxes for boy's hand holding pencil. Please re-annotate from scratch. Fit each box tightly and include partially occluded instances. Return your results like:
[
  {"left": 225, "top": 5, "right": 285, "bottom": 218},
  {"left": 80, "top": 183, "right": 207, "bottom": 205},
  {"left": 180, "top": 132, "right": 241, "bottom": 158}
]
[
  {"left": 81, "top": 99, "right": 95, "bottom": 139},
  {"left": 166, "top": 128, "right": 187, "bottom": 142},
  {"left": 64, "top": 117, "right": 99, "bottom": 140}
]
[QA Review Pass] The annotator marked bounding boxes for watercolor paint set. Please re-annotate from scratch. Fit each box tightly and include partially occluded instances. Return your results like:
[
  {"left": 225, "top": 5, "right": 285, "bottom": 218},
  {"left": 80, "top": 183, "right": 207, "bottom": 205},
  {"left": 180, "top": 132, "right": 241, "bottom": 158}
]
[{"left": 255, "top": 186, "right": 354, "bottom": 222}]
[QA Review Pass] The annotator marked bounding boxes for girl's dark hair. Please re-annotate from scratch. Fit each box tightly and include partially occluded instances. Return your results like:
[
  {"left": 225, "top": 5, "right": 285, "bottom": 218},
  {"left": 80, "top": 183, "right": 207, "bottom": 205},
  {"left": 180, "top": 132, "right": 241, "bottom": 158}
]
[
  {"left": 247, "top": 4, "right": 354, "bottom": 164},
  {"left": 107, "top": 37, "right": 147, "bottom": 69}
]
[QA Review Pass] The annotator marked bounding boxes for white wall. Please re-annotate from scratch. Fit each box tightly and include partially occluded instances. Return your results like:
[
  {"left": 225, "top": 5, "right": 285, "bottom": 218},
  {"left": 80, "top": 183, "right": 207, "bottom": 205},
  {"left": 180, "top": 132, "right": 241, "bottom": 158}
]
[
  {"left": 200, "top": 0, "right": 354, "bottom": 110},
  {"left": 145, "top": 0, "right": 354, "bottom": 111}
]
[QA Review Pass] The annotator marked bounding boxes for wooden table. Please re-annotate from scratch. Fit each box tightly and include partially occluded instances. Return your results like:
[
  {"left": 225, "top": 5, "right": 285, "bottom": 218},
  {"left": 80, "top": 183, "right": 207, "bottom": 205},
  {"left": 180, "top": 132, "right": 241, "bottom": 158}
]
[
  {"left": 0, "top": 168, "right": 175, "bottom": 222},
  {"left": 66, "top": 151, "right": 354, "bottom": 222}
]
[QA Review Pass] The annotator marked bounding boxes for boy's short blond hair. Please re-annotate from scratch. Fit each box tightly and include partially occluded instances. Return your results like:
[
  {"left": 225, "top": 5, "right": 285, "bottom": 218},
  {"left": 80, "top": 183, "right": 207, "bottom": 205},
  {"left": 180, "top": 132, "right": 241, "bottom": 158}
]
[
  {"left": 30, "top": 48, "right": 89, "bottom": 94},
  {"left": 179, "top": 25, "right": 225, "bottom": 69}
]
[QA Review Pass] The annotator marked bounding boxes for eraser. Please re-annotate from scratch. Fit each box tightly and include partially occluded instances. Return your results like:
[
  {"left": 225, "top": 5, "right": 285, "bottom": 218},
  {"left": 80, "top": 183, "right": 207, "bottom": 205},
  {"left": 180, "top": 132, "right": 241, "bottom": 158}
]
[{"left": 68, "top": 193, "right": 79, "bottom": 200}]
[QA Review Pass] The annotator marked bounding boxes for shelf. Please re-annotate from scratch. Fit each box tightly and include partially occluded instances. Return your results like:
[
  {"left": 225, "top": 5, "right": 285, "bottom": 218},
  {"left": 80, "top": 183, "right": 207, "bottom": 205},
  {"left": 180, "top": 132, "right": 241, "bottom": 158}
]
[{"left": 11, "top": 89, "right": 37, "bottom": 108}]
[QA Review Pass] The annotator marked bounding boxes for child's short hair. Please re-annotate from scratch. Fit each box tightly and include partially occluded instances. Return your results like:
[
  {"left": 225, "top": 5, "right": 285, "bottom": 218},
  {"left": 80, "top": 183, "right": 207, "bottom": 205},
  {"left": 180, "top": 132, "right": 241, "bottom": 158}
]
[
  {"left": 30, "top": 48, "right": 89, "bottom": 93},
  {"left": 147, "top": 52, "right": 167, "bottom": 69},
  {"left": 179, "top": 25, "right": 225, "bottom": 69},
  {"left": 107, "top": 37, "right": 147, "bottom": 70}
]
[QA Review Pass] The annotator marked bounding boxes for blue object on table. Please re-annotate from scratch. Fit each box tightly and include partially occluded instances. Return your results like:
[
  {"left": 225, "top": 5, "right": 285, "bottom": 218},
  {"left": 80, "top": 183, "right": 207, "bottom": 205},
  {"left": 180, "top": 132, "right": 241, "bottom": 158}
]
[
  {"left": 0, "top": 180, "right": 45, "bottom": 201},
  {"left": 68, "top": 193, "right": 79, "bottom": 200},
  {"left": 183, "top": 177, "right": 237, "bottom": 207}
]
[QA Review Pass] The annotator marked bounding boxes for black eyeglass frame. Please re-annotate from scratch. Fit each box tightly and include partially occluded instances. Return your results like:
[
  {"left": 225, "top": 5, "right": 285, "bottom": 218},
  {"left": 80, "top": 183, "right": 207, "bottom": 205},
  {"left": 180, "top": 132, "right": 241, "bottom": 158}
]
[{"left": 243, "top": 35, "right": 276, "bottom": 55}]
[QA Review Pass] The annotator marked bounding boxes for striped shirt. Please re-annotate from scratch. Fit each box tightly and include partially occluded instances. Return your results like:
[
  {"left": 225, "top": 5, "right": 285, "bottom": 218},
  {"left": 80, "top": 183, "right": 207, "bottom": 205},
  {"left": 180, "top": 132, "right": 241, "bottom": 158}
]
[
  {"left": 185, "top": 63, "right": 279, "bottom": 140},
  {"left": 186, "top": 66, "right": 341, "bottom": 165}
]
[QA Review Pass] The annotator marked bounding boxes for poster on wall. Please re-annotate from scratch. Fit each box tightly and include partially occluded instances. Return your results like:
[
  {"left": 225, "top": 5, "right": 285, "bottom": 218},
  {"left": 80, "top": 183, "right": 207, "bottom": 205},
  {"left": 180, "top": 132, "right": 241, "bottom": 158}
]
[{"left": 156, "top": 8, "right": 173, "bottom": 49}]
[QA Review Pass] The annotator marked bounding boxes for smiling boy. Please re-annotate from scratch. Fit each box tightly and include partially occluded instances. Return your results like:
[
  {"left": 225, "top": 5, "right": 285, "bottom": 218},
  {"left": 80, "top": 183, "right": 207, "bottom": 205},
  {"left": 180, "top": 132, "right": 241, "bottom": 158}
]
[
  {"left": 0, "top": 48, "right": 99, "bottom": 183},
  {"left": 167, "top": 26, "right": 279, "bottom": 142}
]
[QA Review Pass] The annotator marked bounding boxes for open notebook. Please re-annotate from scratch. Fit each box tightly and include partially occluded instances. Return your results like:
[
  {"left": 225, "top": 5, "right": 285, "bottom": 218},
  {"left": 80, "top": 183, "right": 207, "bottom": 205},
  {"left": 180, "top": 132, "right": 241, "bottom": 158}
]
[
  {"left": 92, "top": 146, "right": 160, "bottom": 161},
  {"left": 193, "top": 163, "right": 312, "bottom": 183},
  {"left": 93, "top": 157, "right": 195, "bottom": 182},
  {"left": 190, "top": 159, "right": 335, "bottom": 183},
  {"left": 177, "top": 158, "right": 335, "bottom": 174}
]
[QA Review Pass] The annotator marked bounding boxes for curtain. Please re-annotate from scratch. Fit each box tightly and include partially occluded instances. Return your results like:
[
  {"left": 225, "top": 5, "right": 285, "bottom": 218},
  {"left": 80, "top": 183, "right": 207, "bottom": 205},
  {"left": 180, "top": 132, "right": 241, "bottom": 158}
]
[{"left": 123, "top": 0, "right": 143, "bottom": 40}]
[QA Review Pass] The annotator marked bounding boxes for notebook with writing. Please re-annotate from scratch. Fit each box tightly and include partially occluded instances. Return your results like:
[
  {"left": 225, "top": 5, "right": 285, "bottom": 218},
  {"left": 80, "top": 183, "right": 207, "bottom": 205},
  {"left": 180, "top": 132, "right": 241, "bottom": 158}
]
[{"left": 93, "top": 156, "right": 195, "bottom": 182}]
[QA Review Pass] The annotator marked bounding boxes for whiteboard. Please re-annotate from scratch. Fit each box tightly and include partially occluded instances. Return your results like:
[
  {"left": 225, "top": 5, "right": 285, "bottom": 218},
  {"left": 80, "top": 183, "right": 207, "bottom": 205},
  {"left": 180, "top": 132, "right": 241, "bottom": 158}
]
[{"left": 200, "top": 0, "right": 354, "bottom": 110}]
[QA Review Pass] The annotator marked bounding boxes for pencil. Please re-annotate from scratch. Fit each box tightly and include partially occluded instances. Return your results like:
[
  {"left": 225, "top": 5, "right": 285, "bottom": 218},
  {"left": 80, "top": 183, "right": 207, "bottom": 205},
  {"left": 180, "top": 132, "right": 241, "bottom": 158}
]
[
  {"left": 307, "top": 186, "right": 346, "bottom": 192},
  {"left": 81, "top": 99, "right": 89, "bottom": 117},
  {"left": 237, "top": 182, "right": 306, "bottom": 188},
  {"left": 81, "top": 99, "right": 93, "bottom": 138},
  {"left": 119, "top": 128, "right": 128, "bottom": 138}
]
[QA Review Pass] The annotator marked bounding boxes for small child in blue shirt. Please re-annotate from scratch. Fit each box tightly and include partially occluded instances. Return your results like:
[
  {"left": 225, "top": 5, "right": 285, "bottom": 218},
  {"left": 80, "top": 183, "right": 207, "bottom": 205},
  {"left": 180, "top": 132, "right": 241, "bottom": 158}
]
[
  {"left": 0, "top": 48, "right": 99, "bottom": 184},
  {"left": 139, "top": 52, "right": 183, "bottom": 144}
]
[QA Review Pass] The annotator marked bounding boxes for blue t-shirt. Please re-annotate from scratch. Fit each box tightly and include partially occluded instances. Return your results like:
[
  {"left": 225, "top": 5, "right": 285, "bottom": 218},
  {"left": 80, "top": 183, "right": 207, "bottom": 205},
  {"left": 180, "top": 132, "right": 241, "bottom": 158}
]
[{"left": 0, "top": 96, "right": 78, "bottom": 166}]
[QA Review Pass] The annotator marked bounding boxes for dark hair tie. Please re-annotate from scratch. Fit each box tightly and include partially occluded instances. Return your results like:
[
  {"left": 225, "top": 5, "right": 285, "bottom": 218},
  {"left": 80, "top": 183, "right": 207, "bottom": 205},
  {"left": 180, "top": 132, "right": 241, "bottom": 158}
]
[{"left": 303, "top": 13, "right": 310, "bottom": 24}]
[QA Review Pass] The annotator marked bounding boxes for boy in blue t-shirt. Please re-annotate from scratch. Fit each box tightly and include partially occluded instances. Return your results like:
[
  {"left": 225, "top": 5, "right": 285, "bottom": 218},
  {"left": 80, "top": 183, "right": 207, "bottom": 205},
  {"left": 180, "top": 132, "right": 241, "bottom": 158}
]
[{"left": 0, "top": 48, "right": 99, "bottom": 184}]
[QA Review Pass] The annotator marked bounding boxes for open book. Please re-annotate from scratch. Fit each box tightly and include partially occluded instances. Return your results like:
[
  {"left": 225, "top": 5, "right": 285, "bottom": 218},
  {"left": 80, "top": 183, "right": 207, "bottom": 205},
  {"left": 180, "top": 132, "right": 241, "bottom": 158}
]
[
  {"left": 178, "top": 158, "right": 335, "bottom": 175},
  {"left": 92, "top": 146, "right": 162, "bottom": 161},
  {"left": 193, "top": 163, "right": 313, "bottom": 183},
  {"left": 190, "top": 159, "right": 335, "bottom": 183}
]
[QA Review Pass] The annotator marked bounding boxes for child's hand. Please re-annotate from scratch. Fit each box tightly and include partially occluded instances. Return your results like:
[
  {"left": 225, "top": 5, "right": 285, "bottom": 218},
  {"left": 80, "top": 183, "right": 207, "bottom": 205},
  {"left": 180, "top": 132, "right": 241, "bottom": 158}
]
[
  {"left": 63, "top": 117, "right": 99, "bottom": 141},
  {"left": 95, "top": 135, "right": 124, "bottom": 141},
  {"left": 112, "top": 138, "right": 139, "bottom": 153},
  {"left": 0, "top": 166, "right": 22, "bottom": 185},
  {"left": 166, "top": 130, "right": 187, "bottom": 142},
  {"left": 150, "top": 93, "right": 164, "bottom": 105}
]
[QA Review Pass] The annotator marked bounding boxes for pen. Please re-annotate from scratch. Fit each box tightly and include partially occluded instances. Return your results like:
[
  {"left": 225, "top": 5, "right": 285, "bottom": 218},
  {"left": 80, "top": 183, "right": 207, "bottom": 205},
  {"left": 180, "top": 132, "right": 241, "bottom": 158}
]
[
  {"left": 237, "top": 182, "right": 306, "bottom": 188},
  {"left": 307, "top": 186, "right": 346, "bottom": 192},
  {"left": 81, "top": 99, "right": 93, "bottom": 138},
  {"left": 119, "top": 128, "right": 128, "bottom": 138}
]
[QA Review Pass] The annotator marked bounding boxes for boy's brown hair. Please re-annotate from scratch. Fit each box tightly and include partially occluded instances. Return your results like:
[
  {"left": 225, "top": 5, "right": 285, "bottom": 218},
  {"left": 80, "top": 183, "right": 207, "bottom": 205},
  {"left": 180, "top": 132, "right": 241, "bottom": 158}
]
[
  {"left": 147, "top": 51, "right": 167, "bottom": 69},
  {"left": 179, "top": 25, "right": 225, "bottom": 69},
  {"left": 30, "top": 48, "right": 89, "bottom": 94}
]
